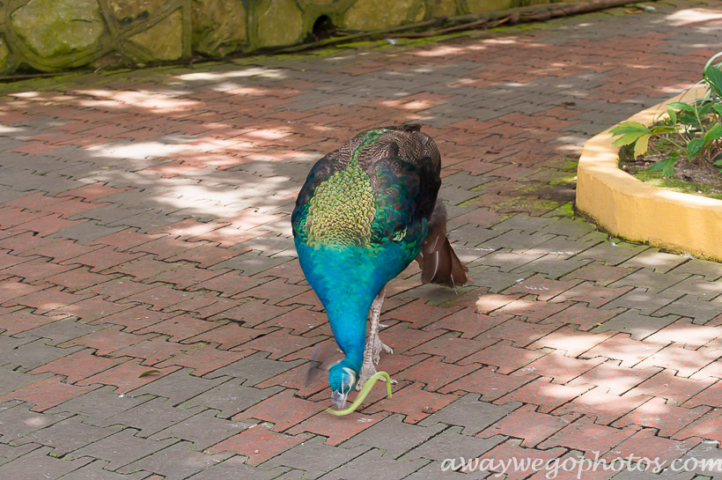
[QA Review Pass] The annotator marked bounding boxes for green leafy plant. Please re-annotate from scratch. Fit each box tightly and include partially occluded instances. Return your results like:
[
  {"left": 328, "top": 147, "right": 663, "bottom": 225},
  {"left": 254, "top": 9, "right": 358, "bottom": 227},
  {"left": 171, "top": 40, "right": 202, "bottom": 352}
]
[{"left": 610, "top": 51, "right": 722, "bottom": 177}]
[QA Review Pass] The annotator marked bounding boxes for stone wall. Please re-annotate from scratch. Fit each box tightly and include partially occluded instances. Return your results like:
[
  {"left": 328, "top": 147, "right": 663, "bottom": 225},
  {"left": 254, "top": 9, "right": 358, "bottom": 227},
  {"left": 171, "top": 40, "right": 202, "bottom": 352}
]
[{"left": 0, "top": 0, "right": 564, "bottom": 75}]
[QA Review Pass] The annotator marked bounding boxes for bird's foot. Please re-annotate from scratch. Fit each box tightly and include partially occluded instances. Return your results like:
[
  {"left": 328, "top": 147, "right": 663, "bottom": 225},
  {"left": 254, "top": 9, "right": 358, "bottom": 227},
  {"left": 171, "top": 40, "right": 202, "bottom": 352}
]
[
  {"left": 379, "top": 322, "right": 389, "bottom": 329},
  {"left": 356, "top": 360, "right": 377, "bottom": 391},
  {"left": 356, "top": 360, "right": 397, "bottom": 390},
  {"left": 372, "top": 335, "right": 394, "bottom": 365}
]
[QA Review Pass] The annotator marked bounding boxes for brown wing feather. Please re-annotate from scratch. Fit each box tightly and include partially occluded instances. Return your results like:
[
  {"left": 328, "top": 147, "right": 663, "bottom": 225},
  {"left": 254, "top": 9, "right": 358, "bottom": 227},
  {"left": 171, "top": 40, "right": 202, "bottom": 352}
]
[{"left": 416, "top": 200, "right": 472, "bottom": 288}]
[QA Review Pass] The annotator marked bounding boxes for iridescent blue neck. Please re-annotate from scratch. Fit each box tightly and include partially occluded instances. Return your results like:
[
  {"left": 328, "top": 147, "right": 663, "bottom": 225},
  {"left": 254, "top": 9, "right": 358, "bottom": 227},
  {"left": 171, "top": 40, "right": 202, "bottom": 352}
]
[{"left": 296, "top": 242, "right": 383, "bottom": 368}]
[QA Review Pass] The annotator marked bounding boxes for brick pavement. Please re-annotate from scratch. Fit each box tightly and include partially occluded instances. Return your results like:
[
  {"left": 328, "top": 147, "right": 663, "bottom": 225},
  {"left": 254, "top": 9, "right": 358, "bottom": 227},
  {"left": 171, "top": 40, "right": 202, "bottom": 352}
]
[{"left": 1, "top": 1, "right": 722, "bottom": 478}]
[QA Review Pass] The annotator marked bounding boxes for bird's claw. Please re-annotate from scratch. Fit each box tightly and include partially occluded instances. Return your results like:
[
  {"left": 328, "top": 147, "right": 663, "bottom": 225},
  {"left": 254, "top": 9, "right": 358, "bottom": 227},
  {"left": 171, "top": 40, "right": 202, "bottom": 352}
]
[
  {"left": 372, "top": 335, "right": 393, "bottom": 365},
  {"left": 356, "top": 361, "right": 396, "bottom": 390}
]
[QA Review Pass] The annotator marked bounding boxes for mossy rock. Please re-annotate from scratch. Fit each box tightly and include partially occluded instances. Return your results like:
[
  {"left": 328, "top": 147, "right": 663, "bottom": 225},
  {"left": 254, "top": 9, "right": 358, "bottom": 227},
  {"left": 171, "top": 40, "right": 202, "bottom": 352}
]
[
  {"left": 0, "top": 36, "right": 11, "bottom": 74},
  {"left": 340, "top": 0, "right": 421, "bottom": 31},
  {"left": 11, "top": 0, "right": 106, "bottom": 58},
  {"left": 464, "top": 0, "right": 519, "bottom": 13},
  {"left": 429, "top": 0, "right": 461, "bottom": 17},
  {"left": 107, "top": 0, "right": 170, "bottom": 26},
  {"left": 253, "top": 0, "right": 304, "bottom": 48},
  {"left": 192, "top": 0, "right": 248, "bottom": 57},
  {"left": 127, "top": 10, "right": 184, "bottom": 61}
]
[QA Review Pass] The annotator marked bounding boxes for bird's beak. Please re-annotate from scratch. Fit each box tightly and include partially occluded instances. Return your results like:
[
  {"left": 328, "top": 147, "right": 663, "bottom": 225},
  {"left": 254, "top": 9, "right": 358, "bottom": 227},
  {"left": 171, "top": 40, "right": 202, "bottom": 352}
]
[{"left": 332, "top": 390, "right": 348, "bottom": 410}]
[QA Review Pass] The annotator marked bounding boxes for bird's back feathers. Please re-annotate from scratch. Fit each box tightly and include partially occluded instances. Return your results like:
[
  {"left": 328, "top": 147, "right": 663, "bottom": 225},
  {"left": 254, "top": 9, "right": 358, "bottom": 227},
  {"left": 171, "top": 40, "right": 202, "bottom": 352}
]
[{"left": 292, "top": 125, "right": 440, "bottom": 249}]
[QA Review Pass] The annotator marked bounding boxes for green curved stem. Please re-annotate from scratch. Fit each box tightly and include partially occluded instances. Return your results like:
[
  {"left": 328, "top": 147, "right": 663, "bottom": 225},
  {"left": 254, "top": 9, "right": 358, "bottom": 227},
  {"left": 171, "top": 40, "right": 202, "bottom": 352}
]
[{"left": 326, "top": 371, "right": 393, "bottom": 416}]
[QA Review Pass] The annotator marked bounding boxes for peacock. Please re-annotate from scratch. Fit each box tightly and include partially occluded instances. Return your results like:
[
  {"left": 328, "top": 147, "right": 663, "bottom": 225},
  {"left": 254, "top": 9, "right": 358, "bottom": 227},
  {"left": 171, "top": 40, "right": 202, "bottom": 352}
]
[{"left": 292, "top": 125, "right": 471, "bottom": 409}]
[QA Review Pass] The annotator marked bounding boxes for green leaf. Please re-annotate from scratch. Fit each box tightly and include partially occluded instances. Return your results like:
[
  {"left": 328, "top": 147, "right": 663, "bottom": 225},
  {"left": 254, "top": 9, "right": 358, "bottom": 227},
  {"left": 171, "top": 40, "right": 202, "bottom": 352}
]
[
  {"left": 699, "top": 102, "right": 713, "bottom": 117},
  {"left": 648, "top": 156, "right": 677, "bottom": 174},
  {"left": 713, "top": 105, "right": 722, "bottom": 116},
  {"left": 667, "top": 101, "right": 695, "bottom": 113},
  {"left": 663, "top": 161, "right": 675, "bottom": 176},
  {"left": 139, "top": 370, "right": 161, "bottom": 378},
  {"left": 649, "top": 126, "right": 676, "bottom": 134},
  {"left": 677, "top": 113, "right": 698, "bottom": 125},
  {"left": 705, "top": 65, "right": 722, "bottom": 97},
  {"left": 611, "top": 131, "right": 648, "bottom": 147},
  {"left": 610, "top": 121, "right": 649, "bottom": 136},
  {"left": 704, "top": 123, "right": 722, "bottom": 143},
  {"left": 687, "top": 138, "right": 704, "bottom": 160},
  {"left": 667, "top": 108, "right": 677, "bottom": 124},
  {"left": 634, "top": 134, "right": 651, "bottom": 157}
]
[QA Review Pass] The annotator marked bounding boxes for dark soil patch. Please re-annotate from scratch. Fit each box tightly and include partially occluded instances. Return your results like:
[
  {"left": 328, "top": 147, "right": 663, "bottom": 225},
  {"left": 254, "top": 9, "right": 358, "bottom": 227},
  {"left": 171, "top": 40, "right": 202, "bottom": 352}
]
[{"left": 619, "top": 142, "right": 722, "bottom": 200}]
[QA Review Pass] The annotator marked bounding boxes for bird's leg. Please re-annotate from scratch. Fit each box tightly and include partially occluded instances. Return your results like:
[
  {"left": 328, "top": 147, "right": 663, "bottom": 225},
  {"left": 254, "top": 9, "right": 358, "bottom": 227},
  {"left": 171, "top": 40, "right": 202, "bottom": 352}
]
[{"left": 357, "top": 286, "right": 395, "bottom": 390}]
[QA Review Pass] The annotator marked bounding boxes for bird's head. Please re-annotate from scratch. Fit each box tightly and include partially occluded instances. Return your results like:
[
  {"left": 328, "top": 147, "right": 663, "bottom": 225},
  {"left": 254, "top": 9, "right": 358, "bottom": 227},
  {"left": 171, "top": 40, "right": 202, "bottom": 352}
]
[{"left": 329, "top": 364, "right": 357, "bottom": 410}]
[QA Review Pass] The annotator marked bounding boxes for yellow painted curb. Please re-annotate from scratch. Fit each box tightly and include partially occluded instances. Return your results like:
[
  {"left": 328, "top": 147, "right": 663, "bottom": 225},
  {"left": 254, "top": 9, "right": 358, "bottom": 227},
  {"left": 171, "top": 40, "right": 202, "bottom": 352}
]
[{"left": 576, "top": 85, "right": 722, "bottom": 261}]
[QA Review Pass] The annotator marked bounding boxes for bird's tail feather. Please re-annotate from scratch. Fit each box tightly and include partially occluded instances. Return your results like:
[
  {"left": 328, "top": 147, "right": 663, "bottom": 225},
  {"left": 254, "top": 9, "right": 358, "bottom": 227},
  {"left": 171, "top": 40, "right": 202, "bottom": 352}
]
[{"left": 416, "top": 200, "right": 472, "bottom": 288}]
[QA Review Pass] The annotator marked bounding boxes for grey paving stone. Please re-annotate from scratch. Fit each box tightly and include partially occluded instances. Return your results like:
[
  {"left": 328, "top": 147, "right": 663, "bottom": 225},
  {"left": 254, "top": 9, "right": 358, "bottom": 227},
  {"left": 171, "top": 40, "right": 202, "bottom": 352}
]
[
  {"left": 13, "top": 414, "right": 123, "bottom": 457},
  {"left": 655, "top": 295, "right": 722, "bottom": 325},
  {"left": 214, "top": 250, "right": 292, "bottom": 276},
  {"left": 394, "top": 282, "right": 478, "bottom": 306},
  {"left": 69, "top": 428, "right": 175, "bottom": 472},
  {"left": 578, "top": 241, "right": 649, "bottom": 266},
  {"left": 56, "top": 459, "right": 153, "bottom": 480},
  {"left": 0, "top": 442, "right": 42, "bottom": 466},
  {"left": 15, "top": 317, "right": 104, "bottom": 346},
  {"left": 0, "top": 402, "right": 72, "bottom": 444},
  {"left": 205, "top": 351, "right": 305, "bottom": 386},
  {"left": 464, "top": 267, "right": 525, "bottom": 294},
  {"left": 46, "top": 386, "right": 150, "bottom": 423},
  {"left": 619, "top": 249, "right": 690, "bottom": 273},
  {"left": 524, "top": 236, "right": 597, "bottom": 257},
  {"left": 0, "top": 335, "right": 37, "bottom": 357},
  {"left": 670, "top": 441, "right": 722, "bottom": 479},
  {"left": 512, "top": 255, "right": 594, "bottom": 280},
  {"left": 0, "top": 365, "right": 54, "bottom": 396},
  {"left": 119, "top": 440, "right": 233, "bottom": 480},
  {"left": 536, "top": 217, "right": 598, "bottom": 239},
  {"left": 438, "top": 186, "right": 482, "bottom": 208},
  {"left": 1, "top": 339, "right": 85, "bottom": 372},
  {"left": 48, "top": 221, "right": 127, "bottom": 243},
  {"left": 149, "top": 408, "right": 254, "bottom": 451},
  {"left": 419, "top": 393, "right": 522, "bottom": 436},
  {"left": 446, "top": 224, "right": 501, "bottom": 247},
  {"left": 179, "top": 378, "right": 284, "bottom": 419},
  {"left": 611, "top": 468, "right": 696, "bottom": 480},
  {"left": 660, "top": 276, "right": 722, "bottom": 300},
  {"left": 403, "top": 461, "right": 490, "bottom": 479},
  {"left": 441, "top": 172, "right": 492, "bottom": 191},
  {"left": 126, "top": 368, "right": 230, "bottom": 407},
  {"left": 590, "top": 310, "right": 679, "bottom": 340},
  {"left": 3, "top": 171, "right": 79, "bottom": 194},
  {"left": 608, "top": 269, "right": 690, "bottom": 295},
  {"left": 319, "top": 448, "right": 428, "bottom": 480},
  {"left": 187, "top": 455, "right": 289, "bottom": 480},
  {"left": 479, "top": 230, "right": 556, "bottom": 252},
  {"left": 238, "top": 234, "right": 296, "bottom": 258},
  {"left": 340, "top": 414, "right": 446, "bottom": 460},
  {"left": 402, "top": 426, "right": 505, "bottom": 463},
  {"left": 476, "top": 251, "right": 542, "bottom": 273},
  {"left": 669, "top": 259, "right": 722, "bottom": 280},
  {"left": 0, "top": 446, "right": 93, "bottom": 479},
  {"left": 99, "top": 396, "right": 205, "bottom": 438},
  {"left": 261, "top": 436, "right": 370, "bottom": 479},
  {"left": 111, "top": 211, "right": 188, "bottom": 233},
  {"left": 604, "top": 288, "right": 681, "bottom": 316},
  {"left": 491, "top": 214, "right": 559, "bottom": 234}
]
